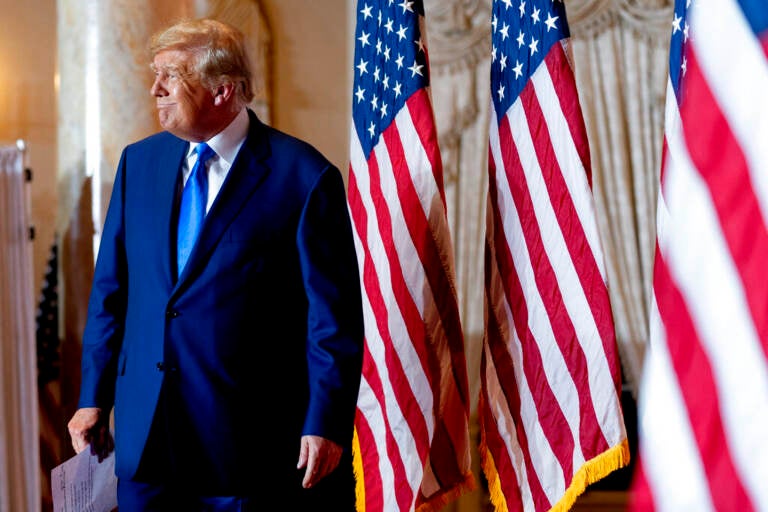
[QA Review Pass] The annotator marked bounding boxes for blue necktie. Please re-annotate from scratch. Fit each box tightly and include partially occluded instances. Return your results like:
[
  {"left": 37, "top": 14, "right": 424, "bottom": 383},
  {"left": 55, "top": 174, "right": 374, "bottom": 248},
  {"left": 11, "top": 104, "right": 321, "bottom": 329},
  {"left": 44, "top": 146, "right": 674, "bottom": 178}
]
[{"left": 177, "top": 142, "right": 215, "bottom": 275}]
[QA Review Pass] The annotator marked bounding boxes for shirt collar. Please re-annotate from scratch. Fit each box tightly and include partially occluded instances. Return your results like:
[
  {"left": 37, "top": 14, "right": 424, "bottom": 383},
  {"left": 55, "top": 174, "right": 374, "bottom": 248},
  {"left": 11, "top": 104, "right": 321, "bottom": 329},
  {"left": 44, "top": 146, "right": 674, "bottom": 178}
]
[{"left": 187, "top": 108, "right": 250, "bottom": 166}]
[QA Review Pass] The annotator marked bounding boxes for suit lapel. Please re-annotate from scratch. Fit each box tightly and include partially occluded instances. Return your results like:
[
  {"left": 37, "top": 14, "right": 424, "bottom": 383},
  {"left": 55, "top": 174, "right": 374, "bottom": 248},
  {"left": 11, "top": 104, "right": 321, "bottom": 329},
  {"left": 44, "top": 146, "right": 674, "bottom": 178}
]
[{"left": 173, "top": 112, "right": 271, "bottom": 291}]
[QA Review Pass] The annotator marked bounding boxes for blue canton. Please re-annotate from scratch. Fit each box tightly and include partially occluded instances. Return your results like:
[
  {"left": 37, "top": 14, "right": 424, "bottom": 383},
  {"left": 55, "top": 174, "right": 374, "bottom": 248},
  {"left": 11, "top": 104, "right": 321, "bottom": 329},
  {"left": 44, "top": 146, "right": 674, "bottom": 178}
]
[
  {"left": 491, "top": 0, "right": 569, "bottom": 122},
  {"left": 352, "top": 0, "right": 429, "bottom": 158},
  {"left": 669, "top": 0, "right": 691, "bottom": 104}
]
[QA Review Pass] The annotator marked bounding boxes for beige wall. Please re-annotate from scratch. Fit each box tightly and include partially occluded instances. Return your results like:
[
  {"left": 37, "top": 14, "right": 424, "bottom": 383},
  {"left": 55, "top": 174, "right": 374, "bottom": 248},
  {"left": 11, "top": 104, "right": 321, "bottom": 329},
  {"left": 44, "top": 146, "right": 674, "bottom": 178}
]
[
  {"left": 261, "top": 0, "right": 352, "bottom": 172},
  {"left": 0, "top": 0, "right": 57, "bottom": 297}
]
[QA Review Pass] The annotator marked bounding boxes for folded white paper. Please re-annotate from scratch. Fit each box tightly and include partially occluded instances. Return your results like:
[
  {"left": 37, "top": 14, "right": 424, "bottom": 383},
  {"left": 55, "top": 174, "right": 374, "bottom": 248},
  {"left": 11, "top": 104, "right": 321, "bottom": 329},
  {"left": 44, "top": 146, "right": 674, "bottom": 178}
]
[{"left": 51, "top": 447, "right": 118, "bottom": 512}]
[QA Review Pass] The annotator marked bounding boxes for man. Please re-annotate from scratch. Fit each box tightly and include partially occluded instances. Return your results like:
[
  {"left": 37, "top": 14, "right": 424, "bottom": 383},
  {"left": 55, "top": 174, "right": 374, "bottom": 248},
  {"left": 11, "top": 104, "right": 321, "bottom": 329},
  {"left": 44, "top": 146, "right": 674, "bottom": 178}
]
[{"left": 67, "top": 18, "right": 364, "bottom": 511}]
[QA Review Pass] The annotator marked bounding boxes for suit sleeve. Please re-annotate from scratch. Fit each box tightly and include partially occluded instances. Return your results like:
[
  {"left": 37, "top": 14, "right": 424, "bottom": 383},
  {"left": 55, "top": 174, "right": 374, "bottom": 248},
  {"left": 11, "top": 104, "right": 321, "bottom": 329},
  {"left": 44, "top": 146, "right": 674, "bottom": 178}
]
[
  {"left": 78, "top": 149, "right": 129, "bottom": 411},
  {"left": 296, "top": 165, "right": 364, "bottom": 446}
]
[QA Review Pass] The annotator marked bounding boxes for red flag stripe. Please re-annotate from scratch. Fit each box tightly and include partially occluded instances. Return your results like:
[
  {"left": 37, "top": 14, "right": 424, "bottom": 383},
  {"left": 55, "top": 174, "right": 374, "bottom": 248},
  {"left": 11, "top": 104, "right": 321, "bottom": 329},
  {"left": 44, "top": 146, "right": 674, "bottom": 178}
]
[
  {"left": 542, "top": 49, "right": 622, "bottom": 388},
  {"left": 520, "top": 72, "right": 616, "bottom": 457},
  {"left": 545, "top": 43, "right": 593, "bottom": 185},
  {"left": 383, "top": 98, "right": 472, "bottom": 501},
  {"left": 491, "top": 109, "right": 579, "bottom": 488},
  {"left": 348, "top": 167, "right": 422, "bottom": 511},
  {"left": 485, "top": 159, "right": 556, "bottom": 510},
  {"left": 659, "top": 40, "right": 768, "bottom": 507},
  {"left": 653, "top": 245, "right": 754, "bottom": 510},
  {"left": 349, "top": 144, "right": 434, "bottom": 509},
  {"left": 682, "top": 47, "right": 768, "bottom": 360}
]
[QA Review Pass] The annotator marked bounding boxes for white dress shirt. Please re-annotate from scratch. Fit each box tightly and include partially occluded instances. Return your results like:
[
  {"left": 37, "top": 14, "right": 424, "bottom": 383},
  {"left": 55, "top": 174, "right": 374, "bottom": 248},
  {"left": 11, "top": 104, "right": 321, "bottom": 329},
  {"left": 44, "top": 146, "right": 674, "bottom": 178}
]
[{"left": 181, "top": 108, "right": 250, "bottom": 213}]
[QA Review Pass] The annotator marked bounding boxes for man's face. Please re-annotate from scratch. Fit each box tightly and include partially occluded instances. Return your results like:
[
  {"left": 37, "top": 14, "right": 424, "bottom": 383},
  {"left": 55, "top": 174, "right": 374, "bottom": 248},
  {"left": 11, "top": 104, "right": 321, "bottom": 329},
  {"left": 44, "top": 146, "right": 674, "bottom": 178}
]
[{"left": 151, "top": 50, "right": 213, "bottom": 141}]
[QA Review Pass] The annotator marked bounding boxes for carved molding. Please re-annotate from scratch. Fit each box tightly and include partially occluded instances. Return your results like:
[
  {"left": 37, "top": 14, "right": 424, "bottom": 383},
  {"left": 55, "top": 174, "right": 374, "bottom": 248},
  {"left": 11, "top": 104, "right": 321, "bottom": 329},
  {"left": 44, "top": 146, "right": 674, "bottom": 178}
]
[
  {"left": 568, "top": 0, "right": 673, "bottom": 41},
  {"left": 426, "top": 0, "right": 491, "bottom": 73}
]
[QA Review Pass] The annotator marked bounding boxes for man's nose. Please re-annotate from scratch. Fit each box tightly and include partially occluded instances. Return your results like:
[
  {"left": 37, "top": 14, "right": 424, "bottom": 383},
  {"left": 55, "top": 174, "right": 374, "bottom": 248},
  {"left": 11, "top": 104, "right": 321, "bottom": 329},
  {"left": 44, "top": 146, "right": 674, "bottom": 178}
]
[{"left": 151, "top": 78, "right": 167, "bottom": 96}]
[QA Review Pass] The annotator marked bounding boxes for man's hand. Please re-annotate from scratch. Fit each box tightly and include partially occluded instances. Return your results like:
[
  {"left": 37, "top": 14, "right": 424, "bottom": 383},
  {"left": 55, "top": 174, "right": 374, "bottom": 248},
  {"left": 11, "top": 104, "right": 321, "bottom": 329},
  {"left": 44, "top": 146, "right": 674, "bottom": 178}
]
[
  {"left": 296, "top": 435, "right": 343, "bottom": 489},
  {"left": 67, "top": 407, "right": 114, "bottom": 462}
]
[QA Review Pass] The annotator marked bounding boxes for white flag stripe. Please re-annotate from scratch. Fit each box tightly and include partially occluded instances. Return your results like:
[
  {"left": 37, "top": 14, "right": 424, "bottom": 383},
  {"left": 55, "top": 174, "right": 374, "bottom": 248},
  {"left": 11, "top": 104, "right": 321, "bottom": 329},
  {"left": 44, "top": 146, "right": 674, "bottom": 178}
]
[
  {"left": 693, "top": 0, "right": 768, "bottom": 224},
  {"left": 371, "top": 137, "right": 440, "bottom": 423},
  {"left": 352, "top": 130, "right": 434, "bottom": 417},
  {"left": 350, "top": 131, "right": 428, "bottom": 500},
  {"left": 640, "top": 297, "right": 715, "bottom": 512},
  {"left": 517, "top": 74, "right": 624, "bottom": 443},
  {"left": 500, "top": 290, "right": 567, "bottom": 504},
  {"left": 663, "top": 104, "right": 768, "bottom": 510},
  {"left": 356, "top": 372, "right": 402, "bottom": 511},
  {"left": 530, "top": 61, "right": 607, "bottom": 282},
  {"left": 489, "top": 103, "right": 587, "bottom": 470},
  {"left": 482, "top": 339, "right": 537, "bottom": 510},
  {"left": 488, "top": 241, "right": 568, "bottom": 505},
  {"left": 350, "top": 205, "right": 406, "bottom": 509},
  {"left": 394, "top": 106, "right": 442, "bottom": 233}
]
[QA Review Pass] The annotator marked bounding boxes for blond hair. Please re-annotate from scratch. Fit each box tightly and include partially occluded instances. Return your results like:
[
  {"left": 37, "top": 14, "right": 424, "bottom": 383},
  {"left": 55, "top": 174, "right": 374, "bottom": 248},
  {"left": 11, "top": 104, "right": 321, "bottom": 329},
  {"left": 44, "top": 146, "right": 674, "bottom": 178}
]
[{"left": 150, "top": 18, "right": 255, "bottom": 105}]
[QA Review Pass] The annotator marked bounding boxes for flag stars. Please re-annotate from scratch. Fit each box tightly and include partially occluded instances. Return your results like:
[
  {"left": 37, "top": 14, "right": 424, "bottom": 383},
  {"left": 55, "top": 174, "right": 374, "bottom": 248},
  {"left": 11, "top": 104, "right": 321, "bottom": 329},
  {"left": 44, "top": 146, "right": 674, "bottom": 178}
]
[
  {"left": 497, "top": 83, "right": 505, "bottom": 100},
  {"left": 415, "top": 37, "right": 425, "bottom": 53},
  {"left": 500, "top": 22, "right": 510, "bottom": 40},
  {"left": 382, "top": 75, "right": 390, "bottom": 90},
  {"left": 380, "top": 103, "right": 388, "bottom": 117},
  {"left": 531, "top": 7, "right": 540, "bottom": 24},
  {"left": 355, "top": 86, "right": 365, "bottom": 103},
  {"left": 513, "top": 60, "right": 523, "bottom": 79},
  {"left": 394, "top": 81, "right": 402, "bottom": 97},
  {"left": 501, "top": 0, "right": 513, "bottom": 9},
  {"left": 370, "top": 93, "right": 378, "bottom": 110},
  {"left": 492, "top": 45, "right": 497, "bottom": 62},
  {"left": 368, "top": 121, "right": 376, "bottom": 138},
  {"left": 397, "top": 24, "right": 408, "bottom": 40},
  {"left": 408, "top": 60, "right": 424, "bottom": 77},
  {"left": 500, "top": 53, "right": 508, "bottom": 71},
  {"left": 358, "top": 31, "right": 371, "bottom": 47},
  {"left": 357, "top": 58, "right": 368, "bottom": 75},
  {"left": 373, "top": 66, "right": 381, "bottom": 82},
  {"left": 683, "top": 22, "right": 690, "bottom": 41},
  {"left": 519, "top": 1, "right": 526, "bottom": 17},
  {"left": 545, "top": 13, "right": 558, "bottom": 31},
  {"left": 517, "top": 30, "right": 525, "bottom": 48},
  {"left": 383, "top": 46, "right": 391, "bottom": 61},
  {"left": 376, "top": 39, "right": 383, "bottom": 54},
  {"left": 360, "top": 3, "right": 373, "bottom": 19},
  {"left": 672, "top": 13, "right": 682, "bottom": 34},
  {"left": 492, "top": 15, "right": 498, "bottom": 32},
  {"left": 385, "top": 18, "right": 394, "bottom": 33},
  {"left": 529, "top": 36, "right": 539, "bottom": 54},
  {"left": 681, "top": 56, "right": 687, "bottom": 75},
  {"left": 399, "top": 0, "right": 414, "bottom": 13},
  {"left": 395, "top": 54, "right": 404, "bottom": 69}
]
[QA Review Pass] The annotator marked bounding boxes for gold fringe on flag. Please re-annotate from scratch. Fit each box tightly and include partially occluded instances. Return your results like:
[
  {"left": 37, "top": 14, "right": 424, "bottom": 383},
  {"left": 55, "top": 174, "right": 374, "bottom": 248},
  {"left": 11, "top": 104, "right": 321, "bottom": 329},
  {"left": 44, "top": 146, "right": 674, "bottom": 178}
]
[{"left": 480, "top": 432, "right": 630, "bottom": 512}]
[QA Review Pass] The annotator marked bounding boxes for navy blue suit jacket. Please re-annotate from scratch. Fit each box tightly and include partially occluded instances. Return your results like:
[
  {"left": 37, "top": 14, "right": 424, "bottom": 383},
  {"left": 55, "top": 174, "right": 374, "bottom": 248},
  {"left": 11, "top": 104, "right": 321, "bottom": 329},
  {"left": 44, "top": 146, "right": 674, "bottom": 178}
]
[{"left": 78, "top": 110, "right": 364, "bottom": 493}]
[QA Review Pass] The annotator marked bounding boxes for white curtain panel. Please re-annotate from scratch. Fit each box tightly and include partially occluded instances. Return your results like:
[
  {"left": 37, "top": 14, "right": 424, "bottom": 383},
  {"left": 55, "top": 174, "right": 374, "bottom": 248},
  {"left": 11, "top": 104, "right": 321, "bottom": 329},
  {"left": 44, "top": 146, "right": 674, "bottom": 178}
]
[
  {"left": 0, "top": 142, "right": 41, "bottom": 512},
  {"left": 569, "top": 0, "right": 673, "bottom": 396}
]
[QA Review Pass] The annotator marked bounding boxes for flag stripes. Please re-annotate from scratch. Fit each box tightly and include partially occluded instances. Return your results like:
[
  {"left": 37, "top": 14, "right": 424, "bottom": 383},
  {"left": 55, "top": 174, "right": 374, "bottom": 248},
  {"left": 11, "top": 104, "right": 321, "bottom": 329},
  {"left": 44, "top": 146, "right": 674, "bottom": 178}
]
[{"left": 632, "top": 0, "right": 768, "bottom": 509}]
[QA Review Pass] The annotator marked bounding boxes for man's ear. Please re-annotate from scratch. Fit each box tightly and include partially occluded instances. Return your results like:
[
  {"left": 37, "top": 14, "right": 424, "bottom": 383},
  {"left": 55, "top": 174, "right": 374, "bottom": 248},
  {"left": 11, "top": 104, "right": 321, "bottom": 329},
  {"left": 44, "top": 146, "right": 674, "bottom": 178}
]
[{"left": 213, "top": 81, "right": 236, "bottom": 106}]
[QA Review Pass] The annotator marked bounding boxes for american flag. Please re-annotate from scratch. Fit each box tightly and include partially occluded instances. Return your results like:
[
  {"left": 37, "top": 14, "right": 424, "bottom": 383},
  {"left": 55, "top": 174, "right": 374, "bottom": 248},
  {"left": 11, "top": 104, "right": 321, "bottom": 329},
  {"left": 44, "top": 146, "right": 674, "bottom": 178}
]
[
  {"left": 630, "top": 0, "right": 768, "bottom": 509},
  {"left": 347, "top": 1, "right": 476, "bottom": 511},
  {"left": 479, "top": 1, "right": 630, "bottom": 510}
]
